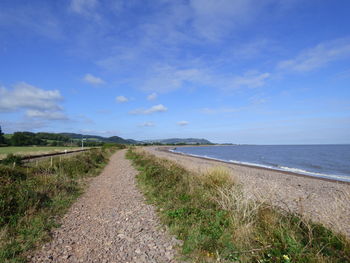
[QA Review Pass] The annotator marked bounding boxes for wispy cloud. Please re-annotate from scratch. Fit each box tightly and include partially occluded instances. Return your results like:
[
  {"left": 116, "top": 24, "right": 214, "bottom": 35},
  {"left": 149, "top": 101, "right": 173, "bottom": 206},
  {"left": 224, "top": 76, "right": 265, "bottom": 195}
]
[
  {"left": 189, "top": 0, "right": 297, "bottom": 41},
  {"left": 141, "top": 64, "right": 270, "bottom": 93},
  {"left": 139, "top": 122, "right": 155, "bottom": 127},
  {"left": 70, "top": 0, "right": 98, "bottom": 16},
  {"left": 26, "top": 110, "right": 68, "bottom": 120},
  {"left": 130, "top": 104, "right": 168, "bottom": 115},
  {"left": 200, "top": 107, "right": 241, "bottom": 114},
  {"left": 278, "top": 38, "right": 350, "bottom": 72},
  {"left": 147, "top": 92, "right": 157, "bottom": 101},
  {"left": 83, "top": 73, "right": 105, "bottom": 85},
  {"left": 0, "top": 3, "right": 62, "bottom": 39},
  {"left": 228, "top": 71, "right": 270, "bottom": 89},
  {"left": 189, "top": 0, "right": 255, "bottom": 41},
  {"left": 115, "top": 95, "right": 129, "bottom": 103},
  {"left": 142, "top": 65, "right": 207, "bottom": 93},
  {"left": 177, "top": 121, "right": 189, "bottom": 126}
]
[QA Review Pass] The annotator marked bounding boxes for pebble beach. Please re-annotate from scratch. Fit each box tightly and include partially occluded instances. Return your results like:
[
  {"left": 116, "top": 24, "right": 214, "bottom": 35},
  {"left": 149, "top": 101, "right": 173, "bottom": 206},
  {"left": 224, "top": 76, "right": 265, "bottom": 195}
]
[{"left": 144, "top": 146, "right": 350, "bottom": 238}]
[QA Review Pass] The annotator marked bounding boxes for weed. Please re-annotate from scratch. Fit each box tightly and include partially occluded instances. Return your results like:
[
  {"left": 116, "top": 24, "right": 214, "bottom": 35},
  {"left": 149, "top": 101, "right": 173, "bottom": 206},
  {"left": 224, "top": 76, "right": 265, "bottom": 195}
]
[{"left": 1, "top": 154, "right": 23, "bottom": 166}]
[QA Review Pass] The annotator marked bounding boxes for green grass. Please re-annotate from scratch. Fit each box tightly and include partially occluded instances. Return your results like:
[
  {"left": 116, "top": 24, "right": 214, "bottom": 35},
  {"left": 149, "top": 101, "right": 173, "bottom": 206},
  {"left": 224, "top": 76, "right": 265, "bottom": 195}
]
[
  {"left": 0, "top": 146, "right": 82, "bottom": 160},
  {"left": 0, "top": 147, "right": 116, "bottom": 262},
  {"left": 127, "top": 148, "right": 350, "bottom": 263}
]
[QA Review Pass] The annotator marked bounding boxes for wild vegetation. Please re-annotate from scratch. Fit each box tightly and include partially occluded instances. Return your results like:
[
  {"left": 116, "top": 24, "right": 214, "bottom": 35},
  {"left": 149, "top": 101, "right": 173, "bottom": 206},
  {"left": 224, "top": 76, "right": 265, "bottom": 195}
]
[
  {"left": 0, "top": 146, "right": 116, "bottom": 262},
  {"left": 0, "top": 126, "right": 5, "bottom": 146},
  {"left": 127, "top": 148, "right": 350, "bottom": 263},
  {"left": 0, "top": 146, "right": 82, "bottom": 160}
]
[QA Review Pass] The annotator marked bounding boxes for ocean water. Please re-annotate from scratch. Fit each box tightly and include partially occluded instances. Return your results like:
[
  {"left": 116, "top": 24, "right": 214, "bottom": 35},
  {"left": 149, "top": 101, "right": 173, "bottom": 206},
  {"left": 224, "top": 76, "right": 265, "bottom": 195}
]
[{"left": 170, "top": 145, "right": 350, "bottom": 182}]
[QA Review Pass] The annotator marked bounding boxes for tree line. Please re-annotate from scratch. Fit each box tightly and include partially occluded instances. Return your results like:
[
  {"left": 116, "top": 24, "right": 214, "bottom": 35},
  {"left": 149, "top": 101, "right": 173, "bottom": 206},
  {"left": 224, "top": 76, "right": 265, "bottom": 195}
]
[{"left": 0, "top": 127, "right": 103, "bottom": 147}]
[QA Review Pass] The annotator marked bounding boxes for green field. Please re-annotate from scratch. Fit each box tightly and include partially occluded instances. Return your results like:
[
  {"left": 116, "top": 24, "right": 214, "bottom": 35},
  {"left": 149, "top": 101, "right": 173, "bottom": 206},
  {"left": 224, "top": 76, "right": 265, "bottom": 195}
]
[{"left": 0, "top": 146, "right": 82, "bottom": 160}]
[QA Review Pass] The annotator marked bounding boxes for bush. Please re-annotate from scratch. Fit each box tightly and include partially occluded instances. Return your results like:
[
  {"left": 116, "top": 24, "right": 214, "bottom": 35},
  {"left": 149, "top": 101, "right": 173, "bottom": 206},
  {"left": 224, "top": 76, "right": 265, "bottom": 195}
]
[{"left": 1, "top": 154, "right": 23, "bottom": 166}]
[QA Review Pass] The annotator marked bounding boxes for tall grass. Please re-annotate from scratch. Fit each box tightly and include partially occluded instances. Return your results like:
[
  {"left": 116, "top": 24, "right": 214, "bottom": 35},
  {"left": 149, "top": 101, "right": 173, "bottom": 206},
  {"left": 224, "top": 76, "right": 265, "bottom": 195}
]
[
  {"left": 0, "top": 147, "right": 116, "bottom": 262},
  {"left": 127, "top": 148, "right": 350, "bottom": 263}
]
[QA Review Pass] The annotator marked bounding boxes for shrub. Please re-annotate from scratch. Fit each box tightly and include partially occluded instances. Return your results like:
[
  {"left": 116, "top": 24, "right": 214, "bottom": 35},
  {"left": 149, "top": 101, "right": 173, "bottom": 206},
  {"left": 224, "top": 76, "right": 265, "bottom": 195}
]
[{"left": 1, "top": 154, "right": 23, "bottom": 166}]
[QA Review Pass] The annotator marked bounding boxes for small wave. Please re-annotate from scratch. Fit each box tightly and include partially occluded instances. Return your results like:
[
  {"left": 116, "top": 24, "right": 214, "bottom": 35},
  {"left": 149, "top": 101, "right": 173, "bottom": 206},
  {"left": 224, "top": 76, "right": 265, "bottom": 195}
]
[
  {"left": 277, "top": 166, "right": 350, "bottom": 182},
  {"left": 170, "top": 149, "right": 350, "bottom": 183}
]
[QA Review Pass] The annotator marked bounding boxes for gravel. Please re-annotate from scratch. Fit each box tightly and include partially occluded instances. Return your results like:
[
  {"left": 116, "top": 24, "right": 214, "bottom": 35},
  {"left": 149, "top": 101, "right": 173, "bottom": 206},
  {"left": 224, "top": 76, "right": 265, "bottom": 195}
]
[{"left": 30, "top": 150, "right": 181, "bottom": 263}]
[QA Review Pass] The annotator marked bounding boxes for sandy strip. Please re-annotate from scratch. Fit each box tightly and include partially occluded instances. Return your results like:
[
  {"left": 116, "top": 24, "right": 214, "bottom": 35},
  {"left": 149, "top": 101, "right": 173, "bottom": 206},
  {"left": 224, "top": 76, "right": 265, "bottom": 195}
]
[{"left": 143, "top": 146, "right": 350, "bottom": 238}]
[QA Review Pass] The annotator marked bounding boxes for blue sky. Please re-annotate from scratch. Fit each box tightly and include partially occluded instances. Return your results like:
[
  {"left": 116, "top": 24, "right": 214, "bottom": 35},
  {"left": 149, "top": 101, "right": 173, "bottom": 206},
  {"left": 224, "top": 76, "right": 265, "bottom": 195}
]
[{"left": 0, "top": 0, "right": 350, "bottom": 144}]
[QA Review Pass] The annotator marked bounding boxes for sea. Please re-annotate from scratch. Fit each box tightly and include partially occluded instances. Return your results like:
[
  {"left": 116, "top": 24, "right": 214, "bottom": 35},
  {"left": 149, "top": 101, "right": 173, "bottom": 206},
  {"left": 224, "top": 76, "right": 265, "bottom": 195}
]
[{"left": 170, "top": 145, "right": 350, "bottom": 182}]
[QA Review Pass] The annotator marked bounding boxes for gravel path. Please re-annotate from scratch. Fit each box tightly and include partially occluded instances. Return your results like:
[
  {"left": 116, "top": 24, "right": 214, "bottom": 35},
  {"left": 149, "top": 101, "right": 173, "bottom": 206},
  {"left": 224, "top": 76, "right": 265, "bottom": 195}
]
[{"left": 30, "top": 150, "right": 181, "bottom": 263}]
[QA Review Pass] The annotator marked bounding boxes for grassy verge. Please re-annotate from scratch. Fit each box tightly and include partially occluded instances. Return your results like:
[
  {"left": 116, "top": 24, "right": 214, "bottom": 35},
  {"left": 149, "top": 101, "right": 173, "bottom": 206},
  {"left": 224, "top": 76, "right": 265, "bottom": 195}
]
[
  {"left": 126, "top": 148, "right": 350, "bottom": 263},
  {"left": 0, "top": 146, "right": 117, "bottom": 262},
  {"left": 0, "top": 147, "right": 83, "bottom": 160}
]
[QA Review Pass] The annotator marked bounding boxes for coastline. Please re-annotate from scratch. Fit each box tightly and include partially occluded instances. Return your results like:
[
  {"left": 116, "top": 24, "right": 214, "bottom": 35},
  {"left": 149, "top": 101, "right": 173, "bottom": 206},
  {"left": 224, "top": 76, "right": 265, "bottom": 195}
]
[
  {"left": 142, "top": 146, "right": 350, "bottom": 238},
  {"left": 165, "top": 147, "right": 350, "bottom": 185}
]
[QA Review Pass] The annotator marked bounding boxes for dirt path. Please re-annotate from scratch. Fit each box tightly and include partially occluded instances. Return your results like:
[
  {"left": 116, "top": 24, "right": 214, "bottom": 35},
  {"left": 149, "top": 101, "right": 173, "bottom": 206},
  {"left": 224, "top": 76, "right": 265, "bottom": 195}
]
[{"left": 30, "top": 150, "right": 180, "bottom": 263}]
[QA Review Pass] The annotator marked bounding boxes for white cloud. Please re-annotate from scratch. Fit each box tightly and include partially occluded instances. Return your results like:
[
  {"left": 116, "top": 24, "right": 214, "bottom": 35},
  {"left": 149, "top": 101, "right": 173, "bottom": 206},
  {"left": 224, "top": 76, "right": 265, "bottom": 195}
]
[
  {"left": 278, "top": 38, "right": 350, "bottom": 72},
  {"left": 130, "top": 104, "right": 168, "bottom": 115},
  {"left": 0, "top": 82, "right": 62, "bottom": 112},
  {"left": 26, "top": 110, "right": 68, "bottom": 120},
  {"left": 116, "top": 95, "right": 129, "bottom": 103},
  {"left": 70, "top": 0, "right": 98, "bottom": 15},
  {"left": 0, "top": 82, "right": 68, "bottom": 121},
  {"left": 139, "top": 122, "right": 155, "bottom": 127},
  {"left": 83, "top": 73, "right": 105, "bottom": 85},
  {"left": 177, "top": 121, "right": 189, "bottom": 126},
  {"left": 147, "top": 92, "right": 157, "bottom": 101}
]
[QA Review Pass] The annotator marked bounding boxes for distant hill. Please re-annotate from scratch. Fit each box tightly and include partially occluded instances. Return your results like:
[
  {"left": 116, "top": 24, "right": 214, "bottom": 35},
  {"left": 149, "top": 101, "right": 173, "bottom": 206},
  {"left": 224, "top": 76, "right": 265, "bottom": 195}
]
[
  {"left": 60, "top": 134, "right": 212, "bottom": 145},
  {"left": 59, "top": 133, "right": 139, "bottom": 144},
  {"left": 144, "top": 138, "right": 213, "bottom": 145},
  {"left": 3, "top": 131, "right": 213, "bottom": 146}
]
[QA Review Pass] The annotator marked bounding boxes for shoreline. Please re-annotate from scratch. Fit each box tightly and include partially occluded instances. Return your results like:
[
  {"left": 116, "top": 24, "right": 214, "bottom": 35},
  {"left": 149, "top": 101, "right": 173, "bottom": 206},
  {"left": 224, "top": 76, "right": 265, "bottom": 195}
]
[
  {"left": 143, "top": 146, "right": 350, "bottom": 238},
  {"left": 162, "top": 147, "right": 350, "bottom": 185}
]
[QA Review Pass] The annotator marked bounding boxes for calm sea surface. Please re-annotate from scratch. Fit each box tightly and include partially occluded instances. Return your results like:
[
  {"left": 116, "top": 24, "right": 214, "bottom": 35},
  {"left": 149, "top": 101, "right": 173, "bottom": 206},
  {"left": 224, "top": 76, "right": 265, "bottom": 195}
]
[{"left": 171, "top": 145, "right": 350, "bottom": 182}]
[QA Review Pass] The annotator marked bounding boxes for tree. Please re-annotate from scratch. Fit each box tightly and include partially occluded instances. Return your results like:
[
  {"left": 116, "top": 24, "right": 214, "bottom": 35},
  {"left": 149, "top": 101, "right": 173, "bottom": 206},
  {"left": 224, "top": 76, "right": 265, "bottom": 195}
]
[
  {"left": 0, "top": 126, "right": 5, "bottom": 145},
  {"left": 11, "top": 132, "right": 44, "bottom": 146}
]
